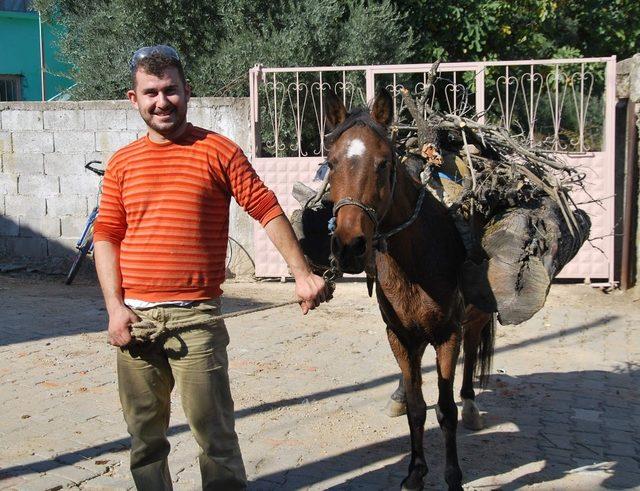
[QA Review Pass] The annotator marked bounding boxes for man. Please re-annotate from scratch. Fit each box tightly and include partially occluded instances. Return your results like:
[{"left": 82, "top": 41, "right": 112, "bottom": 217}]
[{"left": 93, "top": 45, "right": 329, "bottom": 490}]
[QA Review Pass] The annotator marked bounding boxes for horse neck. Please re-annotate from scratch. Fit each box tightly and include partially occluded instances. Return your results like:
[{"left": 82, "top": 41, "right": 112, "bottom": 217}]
[{"left": 379, "top": 163, "right": 421, "bottom": 235}]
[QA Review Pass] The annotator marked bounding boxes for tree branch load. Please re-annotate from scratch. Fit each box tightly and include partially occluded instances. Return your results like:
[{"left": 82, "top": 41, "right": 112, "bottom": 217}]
[{"left": 396, "top": 86, "right": 591, "bottom": 325}]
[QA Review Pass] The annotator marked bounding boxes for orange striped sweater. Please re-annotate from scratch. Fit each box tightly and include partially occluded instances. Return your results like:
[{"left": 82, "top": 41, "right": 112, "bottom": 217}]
[{"left": 93, "top": 124, "right": 283, "bottom": 302}]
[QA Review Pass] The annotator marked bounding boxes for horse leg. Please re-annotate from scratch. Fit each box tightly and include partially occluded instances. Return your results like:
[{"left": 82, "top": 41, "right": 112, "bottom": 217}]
[
  {"left": 435, "top": 330, "right": 463, "bottom": 491},
  {"left": 460, "top": 307, "right": 484, "bottom": 430},
  {"left": 385, "top": 373, "right": 407, "bottom": 417},
  {"left": 387, "top": 328, "right": 428, "bottom": 491},
  {"left": 460, "top": 307, "right": 494, "bottom": 430}
]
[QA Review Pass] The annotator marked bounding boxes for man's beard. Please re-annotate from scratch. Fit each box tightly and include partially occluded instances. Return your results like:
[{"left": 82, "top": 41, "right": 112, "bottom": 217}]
[{"left": 143, "top": 106, "right": 187, "bottom": 136}]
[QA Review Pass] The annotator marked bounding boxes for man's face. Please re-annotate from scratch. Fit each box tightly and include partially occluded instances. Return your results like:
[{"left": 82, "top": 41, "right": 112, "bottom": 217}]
[{"left": 127, "top": 67, "right": 191, "bottom": 138}]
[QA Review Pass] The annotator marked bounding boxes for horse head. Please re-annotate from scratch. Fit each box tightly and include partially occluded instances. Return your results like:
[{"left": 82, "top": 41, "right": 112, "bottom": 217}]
[{"left": 324, "top": 89, "right": 395, "bottom": 274}]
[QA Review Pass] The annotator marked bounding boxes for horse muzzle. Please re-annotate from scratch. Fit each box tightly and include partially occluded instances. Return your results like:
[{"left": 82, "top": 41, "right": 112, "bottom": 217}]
[{"left": 331, "top": 234, "right": 367, "bottom": 274}]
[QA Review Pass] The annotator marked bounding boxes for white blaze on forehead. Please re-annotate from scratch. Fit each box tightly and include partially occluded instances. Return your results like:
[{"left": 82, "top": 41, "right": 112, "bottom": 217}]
[{"left": 346, "top": 138, "right": 366, "bottom": 158}]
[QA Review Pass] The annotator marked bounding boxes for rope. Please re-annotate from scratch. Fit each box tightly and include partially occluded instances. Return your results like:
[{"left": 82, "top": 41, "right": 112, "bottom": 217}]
[
  {"left": 130, "top": 271, "right": 338, "bottom": 344},
  {"left": 130, "top": 299, "right": 302, "bottom": 343}
]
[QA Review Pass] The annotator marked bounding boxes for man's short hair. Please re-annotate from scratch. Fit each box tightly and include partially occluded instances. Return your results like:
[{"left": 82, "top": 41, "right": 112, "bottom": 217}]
[{"left": 131, "top": 52, "right": 187, "bottom": 88}]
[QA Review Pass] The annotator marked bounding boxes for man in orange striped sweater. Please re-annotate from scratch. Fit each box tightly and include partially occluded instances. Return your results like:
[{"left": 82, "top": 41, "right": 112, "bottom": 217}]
[{"left": 93, "top": 45, "right": 329, "bottom": 490}]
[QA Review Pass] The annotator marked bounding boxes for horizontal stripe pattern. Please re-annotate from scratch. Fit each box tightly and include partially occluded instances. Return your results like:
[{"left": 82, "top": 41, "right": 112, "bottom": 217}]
[{"left": 93, "top": 124, "right": 283, "bottom": 302}]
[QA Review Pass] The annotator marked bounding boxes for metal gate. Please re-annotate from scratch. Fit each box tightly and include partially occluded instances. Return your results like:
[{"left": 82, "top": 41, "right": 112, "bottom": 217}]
[{"left": 249, "top": 57, "right": 617, "bottom": 285}]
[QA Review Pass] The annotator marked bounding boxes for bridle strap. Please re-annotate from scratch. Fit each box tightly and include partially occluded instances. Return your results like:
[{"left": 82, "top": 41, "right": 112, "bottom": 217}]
[
  {"left": 331, "top": 156, "right": 426, "bottom": 247},
  {"left": 374, "top": 186, "right": 426, "bottom": 243},
  {"left": 332, "top": 198, "right": 379, "bottom": 229}
]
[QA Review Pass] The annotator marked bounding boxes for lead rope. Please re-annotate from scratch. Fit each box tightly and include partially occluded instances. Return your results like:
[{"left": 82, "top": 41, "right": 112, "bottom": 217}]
[{"left": 129, "top": 270, "right": 339, "bottom": 343}]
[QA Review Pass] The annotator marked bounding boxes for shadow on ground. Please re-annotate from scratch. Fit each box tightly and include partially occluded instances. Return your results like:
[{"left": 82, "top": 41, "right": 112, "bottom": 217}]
[
  {"left": 247, "top": 366, "right": 640, "bottom": 490},
  {"left": 0, "top": 277, "right": 279, "bottom": 346},
  {"left": 2, "top": 361, "right": 637, "bottom": 490}
]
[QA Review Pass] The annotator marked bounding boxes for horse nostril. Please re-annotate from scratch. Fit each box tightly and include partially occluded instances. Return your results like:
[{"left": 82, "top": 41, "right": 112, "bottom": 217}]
[{"left": 351, "top": 236, "right": 366, "bottom": 257}]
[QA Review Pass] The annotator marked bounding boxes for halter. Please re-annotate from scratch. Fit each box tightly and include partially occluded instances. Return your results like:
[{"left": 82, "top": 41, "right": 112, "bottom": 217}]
[
  {"left": 324, "top": 109, "right": 427, "bottom": 252},
  {"left": 332, "top": 161, "right": 396, "bottom": 234},
  {"left": 330, "top": 147, "right": 426, "bottom": 251}
]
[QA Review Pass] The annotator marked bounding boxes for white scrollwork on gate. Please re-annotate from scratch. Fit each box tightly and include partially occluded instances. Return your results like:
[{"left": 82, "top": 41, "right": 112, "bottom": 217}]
[
  {"left": 520, "top": 69, "right": 544, "bottom": 145},
  {"left": 263, "top": 74, "right": 286, "bottom": 156},
  {"left": 569, "top": 65, "right": 594, "bottom": 152},
  {"left": 496, "top": 69, "right": 520, "bottom": 130},
  {"left": 254, "top": 60, "right": 605, "bottom": 157},
  {"left": 286, "top": 75, "right": 309, "bottom": 156}
]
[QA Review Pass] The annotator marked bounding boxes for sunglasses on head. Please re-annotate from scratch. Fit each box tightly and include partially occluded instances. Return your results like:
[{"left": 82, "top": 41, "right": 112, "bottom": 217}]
[{"left": 129, "top": 45, "right": 180, "bottom": 72}]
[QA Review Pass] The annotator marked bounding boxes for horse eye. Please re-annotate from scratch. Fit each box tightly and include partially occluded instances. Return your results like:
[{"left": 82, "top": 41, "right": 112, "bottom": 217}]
[{"left": 377, "top": 161, "right": 388, "bottom": 172}]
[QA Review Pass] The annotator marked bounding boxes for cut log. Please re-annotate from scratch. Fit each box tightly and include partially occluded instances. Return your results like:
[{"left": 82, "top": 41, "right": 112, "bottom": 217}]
[{"left": 462, "top": 197, "right": 591, "bottom": 325}]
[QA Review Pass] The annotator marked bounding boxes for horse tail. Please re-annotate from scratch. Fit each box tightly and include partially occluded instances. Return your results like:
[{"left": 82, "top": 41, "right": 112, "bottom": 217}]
[{"left": 475, "top": 312, "right": 496, "bottom": 388}]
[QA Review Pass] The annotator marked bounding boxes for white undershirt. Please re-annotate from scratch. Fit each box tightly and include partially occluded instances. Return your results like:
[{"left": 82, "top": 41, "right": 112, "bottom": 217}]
[{"left": 125, "top": 298, "right": 195, "bottom": 309}]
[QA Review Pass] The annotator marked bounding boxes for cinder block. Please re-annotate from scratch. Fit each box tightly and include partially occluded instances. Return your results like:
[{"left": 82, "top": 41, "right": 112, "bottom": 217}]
[
  {"left": 60, "top": 174, "right": 100, "bottom": 196},
  {"left": 46, "top": 195, "right": 87, "bottom": 217},
  {"left": 2, "top": 153, "right": 44, "bottom": 174},
  {"left": 5, "top": 195, "right": 46, "bottom": 218},
  {"left": 5, "top": 237, "right": 47, "bottom": 257},
  {"left": 19, "top": 216, "right": 61, "bottom": 238},
  {"left": 12, "top": 132, "right": 54, "bottom": 153},
  {"left": 0, "top": 131, "right": 11, "bottom": 153},
  {"left": 189, "top": 107, "right": 212, "bottom": 129},
  {"left": 61, "top": 216, "right": 88, "bottom": 238},
  {"left": 0, "top": 173, "right": 18, "bottom": 194},
  {"left": 47, "top": 237, "right": 78, "bottom": 257},
  {"left": 1, "top": 110, "right": 43, "bottom": 130},
  {"left": 126, "top": 110, "right": 147, "bottom": 130},
  {"left": 53, "top": 131, "right": 95, "bottom": 153},
  {"left": 18, "top": 175, "right": 60, "bottom": 196},
  {"left": 95, "top": 131, "right": 138, "bottom": 151},
  {"left": 85, "top": 109, "right": 128, "bottom": 130},
  {"left": 0, "top": 216, "right": 19, "bottom": 237},
  {"left": 44, "top": 110, "right": 85, "bottom": 130},
  {"left": 44, "top": 153, "right": 86, "bottom": 176}
]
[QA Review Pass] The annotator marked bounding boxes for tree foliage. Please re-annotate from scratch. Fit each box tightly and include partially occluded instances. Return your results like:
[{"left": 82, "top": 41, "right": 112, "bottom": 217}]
[
  {"left": 35, "top": 0, "right": 413, "bottom": 99},
  {"left": 35, "top": 0, "right": 640, "bottom": 100},
  {"left": 397, "top": 0, "right": 640, "bottom": 62}
]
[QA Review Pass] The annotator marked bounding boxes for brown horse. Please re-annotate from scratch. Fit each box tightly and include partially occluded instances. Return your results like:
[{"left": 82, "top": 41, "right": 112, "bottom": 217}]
[{"left": 324, "top": 89, "right": 494, "bottom": 490}]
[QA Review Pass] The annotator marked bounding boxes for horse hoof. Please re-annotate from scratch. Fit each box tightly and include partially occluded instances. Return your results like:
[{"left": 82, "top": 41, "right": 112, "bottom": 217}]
[
  {"left": 400, "top": 482, "right": 424, "bottom": 491},
  {"left": 400, "top": 475, "right": 424, "bottom": 491},
  {"left": 445, "top": 466, "right": 463, "bottom": 490},
  {"left": 461, "top": 398, "right": 483, "bottom": 431},
  {"left": 385, "top": 398, "right": 407, "bottom": 417}
]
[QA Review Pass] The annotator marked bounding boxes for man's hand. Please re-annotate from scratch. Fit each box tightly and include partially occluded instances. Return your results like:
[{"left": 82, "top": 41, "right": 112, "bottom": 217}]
[
  {"left": 107, "top": 305, "right": 139, "bottom": 347},
  {"left": 295, "top": 272, "right": 331, "bottom": 315},
  {"left": 263, "top": 215, "right": 333, "bottom": 314}
]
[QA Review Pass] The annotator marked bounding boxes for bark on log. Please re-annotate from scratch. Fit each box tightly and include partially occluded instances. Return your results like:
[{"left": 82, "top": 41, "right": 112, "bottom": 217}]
[{"left": 462, "top": 197, "right": 591, "bottom": 325}]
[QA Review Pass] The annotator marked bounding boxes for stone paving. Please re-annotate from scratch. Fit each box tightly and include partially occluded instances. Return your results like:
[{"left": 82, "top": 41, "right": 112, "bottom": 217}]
[{"left": 0, "top": 275, "right": 639, "bottom": 490}]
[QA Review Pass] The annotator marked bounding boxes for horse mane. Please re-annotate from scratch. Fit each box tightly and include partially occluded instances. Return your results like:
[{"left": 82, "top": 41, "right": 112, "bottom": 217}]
[{"left": 324, "top": 108, "right": 390, "bottom": 149}]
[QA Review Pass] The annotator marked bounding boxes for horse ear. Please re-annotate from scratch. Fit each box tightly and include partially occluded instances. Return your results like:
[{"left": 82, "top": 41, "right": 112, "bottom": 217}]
[
  {"left": 371, "top": 88, "right": 394, "bottom": 127},
  {"left": 324, "top": 90, "right": 347, "bottom": 130}
]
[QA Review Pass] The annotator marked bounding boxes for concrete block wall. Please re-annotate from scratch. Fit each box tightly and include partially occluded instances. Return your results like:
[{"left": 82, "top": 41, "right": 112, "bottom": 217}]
[{"left": 0, "top": 97, "right": 255, "bottom": 277}]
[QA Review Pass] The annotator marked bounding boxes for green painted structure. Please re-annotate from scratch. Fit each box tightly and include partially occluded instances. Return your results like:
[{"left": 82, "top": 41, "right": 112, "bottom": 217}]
[{"left": 0, "top": 9, "right": 73, "bottom": 101}]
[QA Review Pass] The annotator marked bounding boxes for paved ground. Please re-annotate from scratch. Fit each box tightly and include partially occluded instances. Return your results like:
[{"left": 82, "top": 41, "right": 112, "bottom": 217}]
[{"left": 0, "top": 274, "right": 639, "bottom": 490}]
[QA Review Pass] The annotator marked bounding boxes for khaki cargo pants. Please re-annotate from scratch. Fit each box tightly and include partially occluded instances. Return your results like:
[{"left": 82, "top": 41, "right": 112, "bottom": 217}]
[{"left": 117, "top": 299, "right": 246, "bottom": 490}]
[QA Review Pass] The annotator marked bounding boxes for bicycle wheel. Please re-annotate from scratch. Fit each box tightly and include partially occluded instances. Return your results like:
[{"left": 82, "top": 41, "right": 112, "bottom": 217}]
[{"left": 65, "top": 235, "right": 93, "bottom": 285}]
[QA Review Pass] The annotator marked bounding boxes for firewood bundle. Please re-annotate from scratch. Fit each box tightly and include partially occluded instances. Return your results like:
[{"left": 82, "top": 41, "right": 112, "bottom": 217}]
[{"left": 393, "top": 62, "right": 591, "bottom": 324}]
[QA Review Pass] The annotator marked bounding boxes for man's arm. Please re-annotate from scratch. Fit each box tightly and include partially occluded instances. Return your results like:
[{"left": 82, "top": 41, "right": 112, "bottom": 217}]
[
  {"left": 94, "top": 241, "right": 139, "bottom": 346},
  {"left": 264, "top": 215, "right": 330, "bottom": 314}
]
